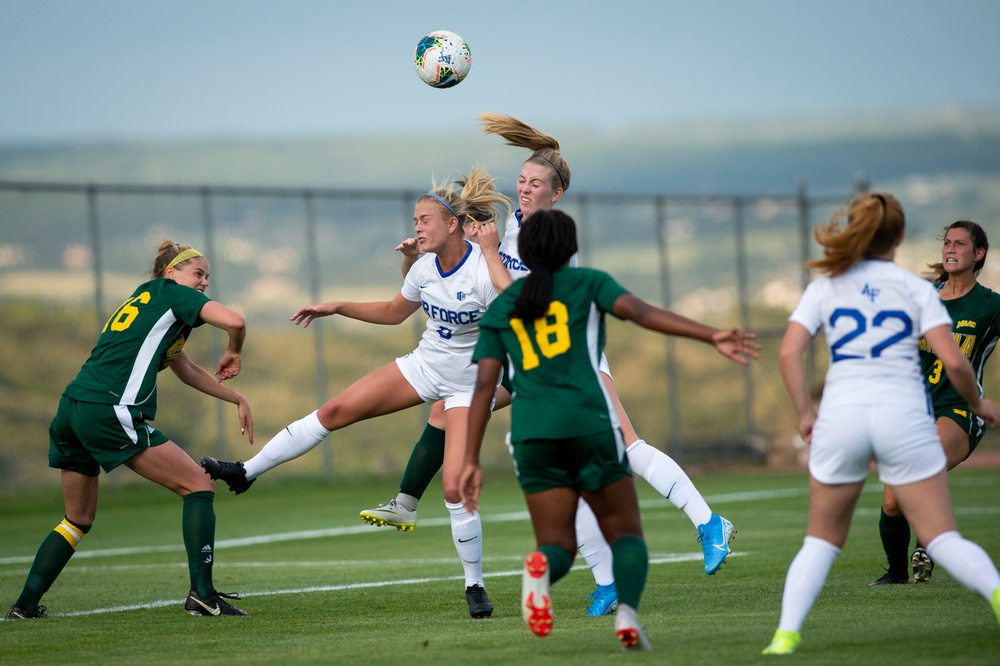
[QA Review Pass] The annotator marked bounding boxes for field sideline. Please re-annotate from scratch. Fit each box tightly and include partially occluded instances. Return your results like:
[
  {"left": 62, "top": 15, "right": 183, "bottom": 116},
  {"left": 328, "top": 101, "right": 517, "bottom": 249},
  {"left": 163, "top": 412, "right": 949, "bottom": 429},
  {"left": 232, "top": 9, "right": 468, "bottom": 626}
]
[{"left": 2, "top": 469, "right": 999, "bottom": 665}]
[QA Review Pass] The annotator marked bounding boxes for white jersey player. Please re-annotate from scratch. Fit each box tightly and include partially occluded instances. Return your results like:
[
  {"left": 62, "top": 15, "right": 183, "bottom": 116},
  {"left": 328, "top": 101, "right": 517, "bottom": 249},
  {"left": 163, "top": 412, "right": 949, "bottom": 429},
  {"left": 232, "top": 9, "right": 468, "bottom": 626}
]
[
  {"left": 201, "top": 166, "right": 511, "bottom": 620},
  {"left": 763, "top": 191, "right": 1000, "bottom": 656}
]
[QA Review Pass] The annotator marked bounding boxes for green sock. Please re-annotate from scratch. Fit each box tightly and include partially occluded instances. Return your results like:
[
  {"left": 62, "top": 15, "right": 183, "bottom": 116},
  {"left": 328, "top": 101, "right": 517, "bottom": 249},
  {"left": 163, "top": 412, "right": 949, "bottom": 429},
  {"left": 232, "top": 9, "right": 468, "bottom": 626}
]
[
  {"left": 878, "top": 507, "right": 910, "bottom": 575},
  {"left": 538, "top": 545, "right": 574, "bottom": 585},
  {"left": 15, "top": 516, "right": 92, "bottom": 612},
  {"left": 611, "top": 535, "right": 648, "bottom": 610},
  {"left": 183, "top": 491, "right": 217, "bottom": 599},
  {"left": 398, "top": 424, "right": 445, "bottom": 500}
]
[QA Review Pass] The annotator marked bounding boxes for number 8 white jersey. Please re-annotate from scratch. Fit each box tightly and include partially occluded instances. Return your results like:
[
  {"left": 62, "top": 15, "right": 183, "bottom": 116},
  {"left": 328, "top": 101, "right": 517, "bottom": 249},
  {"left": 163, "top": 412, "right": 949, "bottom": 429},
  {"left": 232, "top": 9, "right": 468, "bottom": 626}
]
[
  {"left": 400, "top": 240, "right": 499, "bottom": 390},
  {"left": 790, "top": 259, "right": 953, "bottom": 407}
]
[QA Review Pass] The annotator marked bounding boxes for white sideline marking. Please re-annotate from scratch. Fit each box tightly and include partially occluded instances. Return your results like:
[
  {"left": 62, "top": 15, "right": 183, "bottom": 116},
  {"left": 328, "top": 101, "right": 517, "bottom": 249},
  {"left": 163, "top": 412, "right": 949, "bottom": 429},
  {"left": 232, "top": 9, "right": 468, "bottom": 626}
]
[
  {"left": 18, "top": 552, "right": 742, "bottom": 619},
  {"left": 1, "top": 476, "right": 994, "bottom": 566}
]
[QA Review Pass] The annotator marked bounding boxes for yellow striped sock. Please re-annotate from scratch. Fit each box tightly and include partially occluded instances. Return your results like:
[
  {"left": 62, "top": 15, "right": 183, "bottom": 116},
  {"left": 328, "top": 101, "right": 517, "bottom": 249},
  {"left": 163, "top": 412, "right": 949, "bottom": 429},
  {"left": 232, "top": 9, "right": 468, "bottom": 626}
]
[{"left": 54, "top": 518, "right": 85, "bottom": 549}]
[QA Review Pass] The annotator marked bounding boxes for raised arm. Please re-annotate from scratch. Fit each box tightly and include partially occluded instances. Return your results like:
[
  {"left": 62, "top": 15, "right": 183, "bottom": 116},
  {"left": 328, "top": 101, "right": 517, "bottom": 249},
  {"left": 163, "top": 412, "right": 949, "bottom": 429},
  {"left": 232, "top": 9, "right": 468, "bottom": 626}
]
[
  {"left": 396, "top": 237, "right": 423, "bottom": 277},
  {"left": 471, "top": 222, "right": 513, "bottom": 293},
  {"left": 197, "top": 301, "right": 246, "bottom": 382},
  {"left": 611, "top": 293, "right": 759, "bottom": 365},
  {"left": 290, "top": 292, "right": 422, "bottom": 328}
]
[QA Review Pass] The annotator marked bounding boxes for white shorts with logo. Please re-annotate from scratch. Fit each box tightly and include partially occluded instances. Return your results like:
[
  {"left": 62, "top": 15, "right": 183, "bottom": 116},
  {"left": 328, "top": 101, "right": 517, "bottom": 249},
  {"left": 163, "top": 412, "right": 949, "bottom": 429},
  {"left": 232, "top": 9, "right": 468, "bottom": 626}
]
[{"left": 809, "top": 401, "right": 946, "bottom": 486}]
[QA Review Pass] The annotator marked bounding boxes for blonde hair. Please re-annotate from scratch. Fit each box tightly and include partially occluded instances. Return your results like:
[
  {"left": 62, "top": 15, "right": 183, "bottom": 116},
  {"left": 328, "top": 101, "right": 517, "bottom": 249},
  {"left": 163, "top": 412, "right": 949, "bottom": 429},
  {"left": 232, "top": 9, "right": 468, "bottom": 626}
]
[
  {"left": 421, "top": 164, "right": 511, "bottom": 231},
  {"left": 151, "top": 239, "right": 200, "bottom": 278},
  {"left": 478, "top": 113, "right": 571, "bottom": 192},
  {"left": 806, "top": 192, "right": 904, "bottom": 277}
]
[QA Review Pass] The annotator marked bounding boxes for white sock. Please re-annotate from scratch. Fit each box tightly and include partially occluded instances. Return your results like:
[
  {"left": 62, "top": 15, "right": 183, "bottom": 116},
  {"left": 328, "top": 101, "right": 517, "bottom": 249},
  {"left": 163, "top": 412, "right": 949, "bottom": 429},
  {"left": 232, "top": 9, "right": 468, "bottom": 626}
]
[
  {"left": 626, "top": 439, "right": 712, "bottom": 527},
  {"left": 776, "top": 536, "right": 840, "bottom": 633},
  {"left": 446, "top": 501, "right": 483, "bottom": 588},
  {"left": 243, "top": 410, "right": 331, "bottom": 479},
  {"left": 576, "top": 497, "right": 614, "bottom": 586},
  {"left": 926, "top": 531, "right": 1000, "bottom": 600}
]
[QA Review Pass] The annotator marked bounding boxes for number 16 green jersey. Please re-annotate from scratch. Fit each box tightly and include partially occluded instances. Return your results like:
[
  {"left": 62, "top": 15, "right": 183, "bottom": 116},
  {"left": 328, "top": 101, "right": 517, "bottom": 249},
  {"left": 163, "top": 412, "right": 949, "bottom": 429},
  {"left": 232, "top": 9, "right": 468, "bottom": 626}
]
[{"left": 65, "top": 278, "right": 209, "bottom": 419}]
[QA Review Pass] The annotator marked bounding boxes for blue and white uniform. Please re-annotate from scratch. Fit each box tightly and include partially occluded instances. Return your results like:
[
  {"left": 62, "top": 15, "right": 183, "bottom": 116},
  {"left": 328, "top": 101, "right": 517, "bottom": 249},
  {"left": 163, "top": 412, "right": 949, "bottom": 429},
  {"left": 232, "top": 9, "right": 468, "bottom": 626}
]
[
  {"left": 397, "top": 240, "right": 499, "bottom": 409},
  {"left": 790, "top": 259, "right": 954, "bottom": 485}
]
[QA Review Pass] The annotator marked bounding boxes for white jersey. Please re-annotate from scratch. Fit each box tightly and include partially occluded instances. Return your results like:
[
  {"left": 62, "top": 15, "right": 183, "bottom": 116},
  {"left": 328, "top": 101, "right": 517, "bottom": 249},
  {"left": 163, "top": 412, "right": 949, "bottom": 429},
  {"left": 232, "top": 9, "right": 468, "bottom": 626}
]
[
  {"left": 790, "top": 260, "right": 953, "bottom": 408},
  {"left": 498, "top": 210, "right": 578, "bottom": 281},
  {"left": 401, "top": 240, "right": 499, "bottom": 390}
]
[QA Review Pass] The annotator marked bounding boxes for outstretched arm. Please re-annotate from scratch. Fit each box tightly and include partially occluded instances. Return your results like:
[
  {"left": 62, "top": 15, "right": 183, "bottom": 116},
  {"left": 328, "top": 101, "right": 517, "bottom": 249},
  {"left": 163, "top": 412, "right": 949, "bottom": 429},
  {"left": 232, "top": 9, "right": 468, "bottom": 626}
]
[
  {"left": 170, "top": 351, "right": 254, "bottom": 444},
  {"left": 291, "top": 292, "right": 422, "bottom": 328},
  {"left": 611, "top": 293, "right": 760, "bottom": 365}
]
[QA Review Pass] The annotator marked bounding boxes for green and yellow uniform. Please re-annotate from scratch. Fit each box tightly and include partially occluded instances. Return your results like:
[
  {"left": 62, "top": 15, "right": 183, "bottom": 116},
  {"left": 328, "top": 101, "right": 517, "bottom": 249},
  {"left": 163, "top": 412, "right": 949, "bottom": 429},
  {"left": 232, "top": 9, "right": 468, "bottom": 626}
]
[
  {"left": 49, "top": 278, "right": 209, "bottom": 475},
  {"left": 473, "top": 266, "right": 630, "bottom": 493},
  {"left": 919, "top": 282, "right": 1000, "bottom": 455}
]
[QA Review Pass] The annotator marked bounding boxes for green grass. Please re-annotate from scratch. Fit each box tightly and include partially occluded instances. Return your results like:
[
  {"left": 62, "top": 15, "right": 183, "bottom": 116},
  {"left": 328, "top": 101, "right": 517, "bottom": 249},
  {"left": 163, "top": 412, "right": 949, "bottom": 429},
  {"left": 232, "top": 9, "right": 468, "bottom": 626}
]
[{"left": 2, "top": 468, "right": 999, "bottom": 665}]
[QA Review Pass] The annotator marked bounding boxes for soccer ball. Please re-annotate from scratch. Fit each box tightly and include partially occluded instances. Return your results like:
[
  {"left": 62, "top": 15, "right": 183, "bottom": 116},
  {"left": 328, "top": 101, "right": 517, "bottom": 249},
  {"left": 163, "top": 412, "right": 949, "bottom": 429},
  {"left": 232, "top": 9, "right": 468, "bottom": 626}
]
[{"left": 413, "top": 30, "right": 472, "bottom": 89}]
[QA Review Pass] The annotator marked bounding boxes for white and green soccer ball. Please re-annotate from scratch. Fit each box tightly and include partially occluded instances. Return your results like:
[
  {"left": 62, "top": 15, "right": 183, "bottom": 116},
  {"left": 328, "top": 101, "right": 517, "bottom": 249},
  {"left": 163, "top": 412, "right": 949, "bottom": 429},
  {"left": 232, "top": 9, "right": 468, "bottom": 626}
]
[{"left": 413, "top": 30, "right": 472, "bottom": 89}]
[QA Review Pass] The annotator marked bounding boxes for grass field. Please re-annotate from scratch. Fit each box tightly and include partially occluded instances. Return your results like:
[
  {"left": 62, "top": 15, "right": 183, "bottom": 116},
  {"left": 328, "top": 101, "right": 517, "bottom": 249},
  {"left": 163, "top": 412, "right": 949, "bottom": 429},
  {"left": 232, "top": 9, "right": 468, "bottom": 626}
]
[{"left": 2, "top": 467, "right": 999, "bottom": 665}]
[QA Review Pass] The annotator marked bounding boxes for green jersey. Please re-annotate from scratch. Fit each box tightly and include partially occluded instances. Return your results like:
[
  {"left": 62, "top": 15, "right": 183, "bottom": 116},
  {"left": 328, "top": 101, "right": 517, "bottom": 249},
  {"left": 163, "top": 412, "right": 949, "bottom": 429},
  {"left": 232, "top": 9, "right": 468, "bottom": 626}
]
[
  {"left": 919, "top": 282, "right": 1000, "bottom": 410},
  {"left": 474, "top": 266, "right": 629, "bottom": 442},
  {"left": 65, "top": 278, "right": 209, "bottom": 419}
]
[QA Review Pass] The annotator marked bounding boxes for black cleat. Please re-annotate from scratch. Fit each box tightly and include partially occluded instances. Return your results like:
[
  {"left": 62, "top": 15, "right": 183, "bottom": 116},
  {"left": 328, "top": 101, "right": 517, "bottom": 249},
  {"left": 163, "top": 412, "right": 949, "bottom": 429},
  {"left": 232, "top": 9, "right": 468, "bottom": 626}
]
[
  {"left": 466, "top": 584, "right": 493, "bottom": 619},
  {"left": 200, "top": 456, "right": 254, "bottom": 495},
  {"left": 869, "top": 569, "right": 909, "bottom": 586},
  {"left": 5, "top": 605, "right": 48, "bottom": 620},
  {"left": 184, "top": 590, "right": 248, "bottom": 616}
]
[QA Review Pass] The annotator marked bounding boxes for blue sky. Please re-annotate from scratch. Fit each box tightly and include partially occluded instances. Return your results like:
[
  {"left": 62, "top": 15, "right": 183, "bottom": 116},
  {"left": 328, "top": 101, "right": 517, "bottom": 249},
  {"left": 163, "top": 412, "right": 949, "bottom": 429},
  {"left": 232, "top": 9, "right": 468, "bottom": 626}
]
[{"left": 2, "top": 0, "right": 999, "bottom": 141}]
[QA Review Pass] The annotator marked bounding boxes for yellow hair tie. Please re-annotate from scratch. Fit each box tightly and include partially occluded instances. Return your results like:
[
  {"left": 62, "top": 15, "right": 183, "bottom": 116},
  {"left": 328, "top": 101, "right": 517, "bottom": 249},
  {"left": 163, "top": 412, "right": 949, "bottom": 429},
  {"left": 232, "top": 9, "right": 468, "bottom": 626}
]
[{"left": 166, "top": 248, "right": 204, "bottom": 270}]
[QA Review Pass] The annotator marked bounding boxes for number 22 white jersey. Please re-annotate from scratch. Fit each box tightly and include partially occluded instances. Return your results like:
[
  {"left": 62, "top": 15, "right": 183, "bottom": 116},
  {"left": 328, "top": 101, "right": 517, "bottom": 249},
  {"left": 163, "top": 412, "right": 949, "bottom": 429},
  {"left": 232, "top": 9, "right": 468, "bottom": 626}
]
[
  {"left": 400, "top": 240, "right": 499, "bottom": 391},
  {"left": 790, "top": 259, "right": 953, "bottom": 407}
]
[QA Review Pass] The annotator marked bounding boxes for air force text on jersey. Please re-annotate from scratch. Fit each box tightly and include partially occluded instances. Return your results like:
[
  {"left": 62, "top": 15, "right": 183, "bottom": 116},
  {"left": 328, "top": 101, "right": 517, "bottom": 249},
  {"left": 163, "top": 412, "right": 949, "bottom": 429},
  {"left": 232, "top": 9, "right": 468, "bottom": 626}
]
[{"left": 422, "top": 300, "right": 484, "bottom": 326}]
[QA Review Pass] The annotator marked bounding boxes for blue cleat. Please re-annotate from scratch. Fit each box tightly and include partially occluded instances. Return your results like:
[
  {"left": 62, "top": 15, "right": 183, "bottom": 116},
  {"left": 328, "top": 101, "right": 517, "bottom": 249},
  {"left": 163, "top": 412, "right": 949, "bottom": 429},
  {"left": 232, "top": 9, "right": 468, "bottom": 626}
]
[
  {"left": 586, "top": 582, "right": 618, "bottom": 616},
  {"left": 697, "top": 513, "right": 735, "bottom": 575}
]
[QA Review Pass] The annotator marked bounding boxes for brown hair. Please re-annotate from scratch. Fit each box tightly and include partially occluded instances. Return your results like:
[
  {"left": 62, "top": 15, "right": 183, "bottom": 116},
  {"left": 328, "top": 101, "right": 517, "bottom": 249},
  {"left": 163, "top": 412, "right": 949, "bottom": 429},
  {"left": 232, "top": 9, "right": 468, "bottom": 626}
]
[
  {"left": 924, "top": 220, "right": 989, "bottom": 284},
  {"left": 478, "top": 113, "right": 571, "bottom": 193},
  {"left": 151, "top": 240, "right": 198, "bottom": 278},
  {"left": 806, "top": 192, "right": 905, "bottom": 277}
]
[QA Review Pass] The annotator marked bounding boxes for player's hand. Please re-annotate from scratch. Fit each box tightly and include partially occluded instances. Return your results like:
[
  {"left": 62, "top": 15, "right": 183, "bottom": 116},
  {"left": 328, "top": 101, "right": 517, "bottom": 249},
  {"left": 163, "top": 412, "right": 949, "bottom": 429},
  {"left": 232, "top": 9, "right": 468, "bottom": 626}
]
[
  {"left": 236, "top": 394, "right": 254, "bottom": 445},
  {"left": 798, "top": 411, "right": 816, "bottom": 445},
  {"left": 290, "top": 303, "right": 337, "bottom": 328},
  {"left": 711, "top": 328, "right": 761, "bottom": 365},
  {"left": 214, "top": 350, "right": 242, "bottom": 381},
  {"left": 394, "top": 237, "right": 423, "bottom": 256},
  {"left": 459, "top": 463, "right": 483, "bottom": 514},
  {"left": 474, "top": 222, "right": 500, "bottom": 254},
  {"left": 972, "top": 398, "right": 1000, "bottom": 429}
]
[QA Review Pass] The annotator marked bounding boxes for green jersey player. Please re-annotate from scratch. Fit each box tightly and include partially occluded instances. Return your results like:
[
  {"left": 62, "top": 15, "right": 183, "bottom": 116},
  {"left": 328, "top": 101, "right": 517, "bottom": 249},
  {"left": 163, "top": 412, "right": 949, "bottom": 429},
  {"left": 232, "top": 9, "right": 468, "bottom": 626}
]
[
  {"left": 873, "top": 220, "right": 1000, "bottom": 586},
  {"left": 459, "top": 209, "right": 758, "bottom": 651}
]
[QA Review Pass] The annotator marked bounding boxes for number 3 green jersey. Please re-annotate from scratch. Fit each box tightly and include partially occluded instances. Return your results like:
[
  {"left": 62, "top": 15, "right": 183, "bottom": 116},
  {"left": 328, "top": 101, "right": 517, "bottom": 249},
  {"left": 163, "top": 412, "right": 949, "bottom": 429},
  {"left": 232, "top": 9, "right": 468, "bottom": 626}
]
[
  {"left": 65, "top": 278, "right": 210, "bottom": 419},
  {"left": 920, "top": 282, "right": 1000, "bottom": 410},
  {"left": 474, "top": 267, "right": 628, "bottom": 442}
]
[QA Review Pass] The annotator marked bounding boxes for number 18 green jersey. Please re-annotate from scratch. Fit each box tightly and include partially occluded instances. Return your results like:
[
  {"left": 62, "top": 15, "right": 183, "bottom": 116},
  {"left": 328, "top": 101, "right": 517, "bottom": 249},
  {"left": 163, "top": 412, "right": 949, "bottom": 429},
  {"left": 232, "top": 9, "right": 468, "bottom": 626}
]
[{"left": 474, "top": 266, "right": 628, "bottom": 442}]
